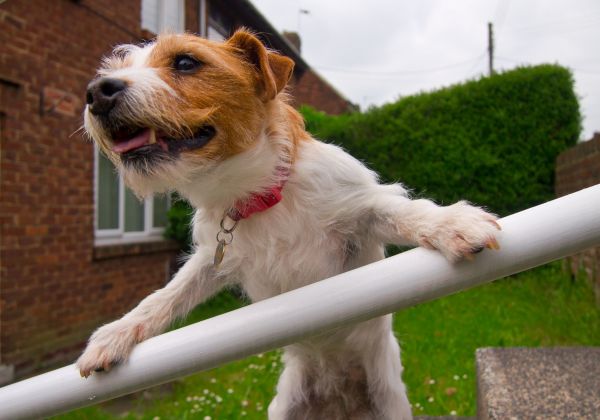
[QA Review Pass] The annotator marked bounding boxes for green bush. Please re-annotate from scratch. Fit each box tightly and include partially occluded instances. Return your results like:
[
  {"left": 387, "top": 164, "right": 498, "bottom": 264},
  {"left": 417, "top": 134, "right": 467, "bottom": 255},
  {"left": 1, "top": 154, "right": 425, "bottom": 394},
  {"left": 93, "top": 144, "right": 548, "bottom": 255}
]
[
  {"left": 165, "top": 196, "right": 194, "bottom": 252},
  {"left": 302, "top": 64, "right": 581, "bottom": 216}
]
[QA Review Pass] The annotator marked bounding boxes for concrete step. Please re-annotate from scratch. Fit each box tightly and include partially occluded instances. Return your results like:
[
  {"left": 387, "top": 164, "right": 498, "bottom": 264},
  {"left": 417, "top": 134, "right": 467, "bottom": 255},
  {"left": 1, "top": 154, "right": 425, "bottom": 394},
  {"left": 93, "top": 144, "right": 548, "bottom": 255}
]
[{"left": 476, "top": 347, "right": 600, "bottom": 420}]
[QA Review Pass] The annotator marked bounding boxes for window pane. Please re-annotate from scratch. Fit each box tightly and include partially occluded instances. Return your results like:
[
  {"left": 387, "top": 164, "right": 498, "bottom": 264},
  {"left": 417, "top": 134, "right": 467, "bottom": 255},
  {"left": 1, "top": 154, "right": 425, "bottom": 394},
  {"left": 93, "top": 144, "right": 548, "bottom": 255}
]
[
  {"left": 153, "top": 194, "right": 169, "bottom": 228},
  {"left": 208, "top": 3, "right": 233, "bottom": 36},
  {"left": 207, "top": 26, "right": 225, "bottom": 41},
  {"left": 141, "top": 0, "right": 159, "bottom": 33},
  {"left": 142, "top": 0, "right": 184, "bottom": 34},
  {"left": 97, "top": 153, "right": 119, "bottom": 230},
  {"left": 124, "top": 188, "right": 145, "bottom": 232},
  {"left": 164, "top": 0, "right": 184, "bottom": 32}
]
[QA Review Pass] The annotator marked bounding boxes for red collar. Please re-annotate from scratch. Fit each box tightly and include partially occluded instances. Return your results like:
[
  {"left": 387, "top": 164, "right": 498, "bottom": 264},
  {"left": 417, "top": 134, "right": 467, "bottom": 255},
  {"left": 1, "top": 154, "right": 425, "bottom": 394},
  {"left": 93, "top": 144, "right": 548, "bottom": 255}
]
[{"left": 228, "top": 167, "right": 289, "bottom": 221}]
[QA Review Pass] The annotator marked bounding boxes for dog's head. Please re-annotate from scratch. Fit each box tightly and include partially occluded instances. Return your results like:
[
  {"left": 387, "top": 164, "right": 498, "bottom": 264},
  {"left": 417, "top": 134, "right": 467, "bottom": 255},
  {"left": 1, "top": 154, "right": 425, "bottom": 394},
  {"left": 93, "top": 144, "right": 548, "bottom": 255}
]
[{"left": 84, "top": 30, "right": 294, "bottom": 196}]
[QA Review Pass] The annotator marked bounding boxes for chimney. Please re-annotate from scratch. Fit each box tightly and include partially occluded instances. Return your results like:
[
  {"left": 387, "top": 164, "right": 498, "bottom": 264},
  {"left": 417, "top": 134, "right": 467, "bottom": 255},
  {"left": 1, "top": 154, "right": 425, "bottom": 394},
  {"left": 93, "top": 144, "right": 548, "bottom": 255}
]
[{"left": 282, "top": 31, "right": 301, "bottom": 53}]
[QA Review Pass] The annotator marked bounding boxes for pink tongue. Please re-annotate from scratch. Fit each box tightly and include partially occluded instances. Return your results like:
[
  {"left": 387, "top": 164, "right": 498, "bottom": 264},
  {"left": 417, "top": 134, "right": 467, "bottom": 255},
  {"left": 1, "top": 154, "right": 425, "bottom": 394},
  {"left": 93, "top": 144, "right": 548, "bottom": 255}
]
[{"left": 112, "top": 129, "right": 152, "bottom": 153}]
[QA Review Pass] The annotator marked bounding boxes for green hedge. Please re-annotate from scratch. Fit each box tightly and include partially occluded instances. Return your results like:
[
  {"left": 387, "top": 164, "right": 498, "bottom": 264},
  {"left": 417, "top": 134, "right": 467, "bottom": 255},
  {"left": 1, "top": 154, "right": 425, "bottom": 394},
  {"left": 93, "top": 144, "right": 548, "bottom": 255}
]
[
  {"left": 302, "top": 64, "right": 580, "bottom": 216},
  {"left": 166, "top": 65, "right": 580, "bottom": 247},
  {"left": 166, "top": 197, "right": 194, "bottom": 252}
]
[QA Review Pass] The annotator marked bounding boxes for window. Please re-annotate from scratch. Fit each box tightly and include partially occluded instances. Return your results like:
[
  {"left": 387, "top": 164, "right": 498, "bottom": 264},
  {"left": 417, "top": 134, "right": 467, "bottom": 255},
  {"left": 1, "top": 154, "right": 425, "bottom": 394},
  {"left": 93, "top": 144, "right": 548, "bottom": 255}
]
[
  {"left": 141, "top": 0, "right": 185, "bottom": 34},
  {"left": 207, "top": 26, "right": 226, "bottom": 41},
  {"left": 207, "top": 3, "right": 233, "bottom": 41},
  {"left": 95, "top": 148, "right": 170, "bottom": 245}
]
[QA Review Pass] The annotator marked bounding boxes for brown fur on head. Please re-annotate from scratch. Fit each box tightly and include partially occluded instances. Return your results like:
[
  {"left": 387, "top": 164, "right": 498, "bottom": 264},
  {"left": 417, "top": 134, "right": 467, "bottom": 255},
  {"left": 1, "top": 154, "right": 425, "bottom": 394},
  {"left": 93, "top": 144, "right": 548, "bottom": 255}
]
[{"left": 84, "top": 29, "right": 298, "bottom": 197}]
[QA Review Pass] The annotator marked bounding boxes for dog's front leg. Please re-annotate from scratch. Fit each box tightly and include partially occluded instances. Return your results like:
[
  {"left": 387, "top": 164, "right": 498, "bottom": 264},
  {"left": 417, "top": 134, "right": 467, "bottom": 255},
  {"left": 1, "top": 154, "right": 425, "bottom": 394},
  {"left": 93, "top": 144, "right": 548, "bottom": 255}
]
[
  {"left": 366, "top": 185, "right": 501, "bottom": 261},
  {"left": 77, "top": 249, "right": 224, "bottom": 377}
]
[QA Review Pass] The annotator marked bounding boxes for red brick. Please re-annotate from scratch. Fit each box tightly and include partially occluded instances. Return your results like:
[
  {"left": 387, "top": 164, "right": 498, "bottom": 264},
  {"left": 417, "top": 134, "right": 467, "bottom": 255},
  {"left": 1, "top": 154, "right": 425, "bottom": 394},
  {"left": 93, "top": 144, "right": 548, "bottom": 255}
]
[
  {"left": 290, "top": 69, "right": 355, "bottom": 115},
  {"left": 555, "top": 132, "right": 600, "bottom": 303}
]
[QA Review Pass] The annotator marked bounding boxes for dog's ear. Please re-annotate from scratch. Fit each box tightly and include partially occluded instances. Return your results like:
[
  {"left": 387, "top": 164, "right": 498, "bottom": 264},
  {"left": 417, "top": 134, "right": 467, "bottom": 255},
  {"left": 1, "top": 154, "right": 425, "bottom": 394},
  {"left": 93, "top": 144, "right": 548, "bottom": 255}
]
[{"left": 227, "top": 29, "right": 294, "bottom": 101}]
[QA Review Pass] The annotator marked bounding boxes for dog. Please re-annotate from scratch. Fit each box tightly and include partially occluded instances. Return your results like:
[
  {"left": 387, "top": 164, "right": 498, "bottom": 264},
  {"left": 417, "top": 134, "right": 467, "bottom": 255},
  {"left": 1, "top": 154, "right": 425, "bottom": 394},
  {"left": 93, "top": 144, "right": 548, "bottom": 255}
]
[{"left": 78, "top": 29, "right": 500, "bottom": 419}]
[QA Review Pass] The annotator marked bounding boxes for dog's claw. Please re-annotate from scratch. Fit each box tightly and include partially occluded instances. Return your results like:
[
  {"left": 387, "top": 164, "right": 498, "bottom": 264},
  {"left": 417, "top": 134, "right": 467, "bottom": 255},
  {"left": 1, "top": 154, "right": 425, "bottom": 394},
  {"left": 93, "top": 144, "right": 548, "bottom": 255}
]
[{"left": 486, "top": 238, "right": 501, "bottom": 250}]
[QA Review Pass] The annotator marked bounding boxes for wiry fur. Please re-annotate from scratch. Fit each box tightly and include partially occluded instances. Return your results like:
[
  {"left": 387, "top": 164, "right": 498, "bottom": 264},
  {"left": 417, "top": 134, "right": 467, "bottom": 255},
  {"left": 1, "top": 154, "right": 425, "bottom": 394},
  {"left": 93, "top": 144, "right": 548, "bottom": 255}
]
[{"left": 78, "top": 30, "right": 500, "bottom": 419}]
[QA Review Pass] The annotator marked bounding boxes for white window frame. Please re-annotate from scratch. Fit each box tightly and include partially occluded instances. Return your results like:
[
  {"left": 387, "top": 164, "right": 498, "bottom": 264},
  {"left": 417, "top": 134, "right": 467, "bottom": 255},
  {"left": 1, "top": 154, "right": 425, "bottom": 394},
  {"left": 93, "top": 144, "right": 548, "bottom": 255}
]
[
  {"left": 141, "top": 0, "right": 185, "bottom": 34},
  {"left": 94, "top": 147, "right": 170, "bottom": 246},
  {"left": 199, "top": 0, "right": 207, "bottom": 37}
]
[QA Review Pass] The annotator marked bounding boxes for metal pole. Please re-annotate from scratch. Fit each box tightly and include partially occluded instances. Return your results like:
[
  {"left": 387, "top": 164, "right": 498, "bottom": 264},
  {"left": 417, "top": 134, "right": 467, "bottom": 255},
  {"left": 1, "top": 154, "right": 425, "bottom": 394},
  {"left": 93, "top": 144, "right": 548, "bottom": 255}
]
[
  {"left": 1, "top": 185, "right": 600, "bottom": 419},
  {"left": 488, "top": 22, "right": 495, "bottom": 76}
]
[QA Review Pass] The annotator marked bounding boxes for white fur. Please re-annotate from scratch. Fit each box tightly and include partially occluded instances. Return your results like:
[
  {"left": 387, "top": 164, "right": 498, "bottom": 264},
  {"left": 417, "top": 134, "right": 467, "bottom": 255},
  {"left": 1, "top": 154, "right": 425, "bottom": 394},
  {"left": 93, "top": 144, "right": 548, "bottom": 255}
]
[
  {"left": 78, "top": 37, "right": 500, "bottom": 420},
  {"left": 99, "top": 43, "right": 176, "bottom": 98}
]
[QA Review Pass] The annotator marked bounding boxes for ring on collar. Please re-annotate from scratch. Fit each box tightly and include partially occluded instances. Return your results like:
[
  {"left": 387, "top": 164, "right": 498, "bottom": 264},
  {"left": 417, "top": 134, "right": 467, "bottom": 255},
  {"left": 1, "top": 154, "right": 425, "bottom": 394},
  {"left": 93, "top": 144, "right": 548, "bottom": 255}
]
[
  {"left": 220, "top": 212, "right": 239, "bottom": 234},
  {"left": 216, "top": 230, "right": 234, "bottom": 245},
  {"left": 213, "top": 209, "right": 239, "bottom": 267}
]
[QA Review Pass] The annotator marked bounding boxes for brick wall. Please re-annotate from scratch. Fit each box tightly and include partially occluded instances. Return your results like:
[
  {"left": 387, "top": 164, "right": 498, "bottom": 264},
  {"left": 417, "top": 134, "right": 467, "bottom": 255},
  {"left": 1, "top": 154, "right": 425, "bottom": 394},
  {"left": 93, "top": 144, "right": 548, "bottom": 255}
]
[
  {"left": 291, "top": 68, "right": 355, "bottom": 115},
  {"left": 0, "top": 0, "right": 179, "bottom": 380},
  {"left": 555, "top": 133, "right": 600, "bottom": 302}
]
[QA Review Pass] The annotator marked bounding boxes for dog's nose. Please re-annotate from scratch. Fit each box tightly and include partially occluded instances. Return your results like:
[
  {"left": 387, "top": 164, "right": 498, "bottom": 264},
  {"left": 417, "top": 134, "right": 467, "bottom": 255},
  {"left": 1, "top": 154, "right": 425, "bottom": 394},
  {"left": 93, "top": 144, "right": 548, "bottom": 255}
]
[{"left": 86, "top": 77, "right": 127, "bottom": 116}]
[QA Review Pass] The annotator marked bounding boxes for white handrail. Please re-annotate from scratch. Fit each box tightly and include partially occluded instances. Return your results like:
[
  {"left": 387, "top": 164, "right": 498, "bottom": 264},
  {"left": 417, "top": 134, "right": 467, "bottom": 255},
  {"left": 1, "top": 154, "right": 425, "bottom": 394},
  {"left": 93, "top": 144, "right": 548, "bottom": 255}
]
[{"left": 1, "top": 185, "right": 600, "bottom": 419}]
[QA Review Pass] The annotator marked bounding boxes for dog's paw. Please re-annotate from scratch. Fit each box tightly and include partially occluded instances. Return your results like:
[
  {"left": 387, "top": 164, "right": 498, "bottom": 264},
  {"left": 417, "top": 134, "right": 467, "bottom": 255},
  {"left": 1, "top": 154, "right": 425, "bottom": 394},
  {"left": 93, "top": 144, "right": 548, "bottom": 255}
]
[
  {"left": 76, "top": 319, "right": 145, "bottom": 378},
  {"left": 418, "top": 201, "right": 501, "bottom": 262}
]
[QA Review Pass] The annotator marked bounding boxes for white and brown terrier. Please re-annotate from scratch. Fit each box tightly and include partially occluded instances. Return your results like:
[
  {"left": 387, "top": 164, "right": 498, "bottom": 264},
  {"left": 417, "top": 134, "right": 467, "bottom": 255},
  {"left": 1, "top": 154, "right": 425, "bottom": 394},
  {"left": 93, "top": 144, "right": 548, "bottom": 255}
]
[{"left": 79, "top": 29, "right": 500, "bottom": 419}]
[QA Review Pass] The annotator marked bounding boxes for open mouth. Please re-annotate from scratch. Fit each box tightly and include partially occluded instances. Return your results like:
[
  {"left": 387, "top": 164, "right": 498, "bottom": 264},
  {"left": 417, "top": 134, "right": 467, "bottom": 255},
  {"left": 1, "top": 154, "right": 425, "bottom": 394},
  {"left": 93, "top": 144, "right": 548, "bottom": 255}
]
[{"left": 111, "top": 126, "right": 216, "bottom": 156}]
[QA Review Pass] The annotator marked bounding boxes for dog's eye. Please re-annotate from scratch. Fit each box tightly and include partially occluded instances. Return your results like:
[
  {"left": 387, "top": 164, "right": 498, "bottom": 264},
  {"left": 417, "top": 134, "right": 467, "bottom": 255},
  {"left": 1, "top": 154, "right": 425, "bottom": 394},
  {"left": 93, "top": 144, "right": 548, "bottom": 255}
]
[{"left": 173, "top": 55, "right": 202, "bottom": 73}]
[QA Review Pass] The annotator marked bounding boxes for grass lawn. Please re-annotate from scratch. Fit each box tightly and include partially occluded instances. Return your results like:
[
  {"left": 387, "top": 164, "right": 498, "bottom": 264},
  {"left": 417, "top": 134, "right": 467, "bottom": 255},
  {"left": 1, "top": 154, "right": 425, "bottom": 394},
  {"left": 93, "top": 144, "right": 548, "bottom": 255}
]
[{"left": 55, "top": 261, "right": 599, "bottom": 419}]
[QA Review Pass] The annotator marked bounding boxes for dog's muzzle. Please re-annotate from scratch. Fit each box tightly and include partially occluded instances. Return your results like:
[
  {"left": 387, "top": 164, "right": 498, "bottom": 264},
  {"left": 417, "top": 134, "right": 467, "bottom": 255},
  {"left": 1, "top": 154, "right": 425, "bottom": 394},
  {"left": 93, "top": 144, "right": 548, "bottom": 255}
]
[
  {"left": 86, "top": 77, "right": 127, "bottom": 116},
  {"left": 85, "top": 76, "right": 217, "bottom": 172}
]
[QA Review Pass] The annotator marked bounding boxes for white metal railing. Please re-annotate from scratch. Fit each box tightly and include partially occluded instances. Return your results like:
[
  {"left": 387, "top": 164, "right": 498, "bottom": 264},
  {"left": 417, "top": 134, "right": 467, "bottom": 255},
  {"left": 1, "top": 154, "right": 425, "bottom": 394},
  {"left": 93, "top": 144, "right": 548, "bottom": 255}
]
[{"left": 1, "top": 185, "right": 599, "bottom": 419}]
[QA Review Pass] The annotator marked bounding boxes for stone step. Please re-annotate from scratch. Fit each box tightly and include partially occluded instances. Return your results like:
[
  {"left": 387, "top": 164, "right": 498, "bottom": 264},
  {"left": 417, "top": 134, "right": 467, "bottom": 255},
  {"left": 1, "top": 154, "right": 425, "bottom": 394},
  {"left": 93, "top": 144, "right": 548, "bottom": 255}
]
[{"left": 476, "top": 347, "right": 600, "bottom": 420}]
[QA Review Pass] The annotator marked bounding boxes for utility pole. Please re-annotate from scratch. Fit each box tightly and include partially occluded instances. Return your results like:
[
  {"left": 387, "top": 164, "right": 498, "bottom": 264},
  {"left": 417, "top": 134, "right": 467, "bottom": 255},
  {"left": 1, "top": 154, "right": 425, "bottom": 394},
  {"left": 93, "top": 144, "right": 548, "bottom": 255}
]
[{"left": 488, "top": 22, "right": 495, "bottom": 76}]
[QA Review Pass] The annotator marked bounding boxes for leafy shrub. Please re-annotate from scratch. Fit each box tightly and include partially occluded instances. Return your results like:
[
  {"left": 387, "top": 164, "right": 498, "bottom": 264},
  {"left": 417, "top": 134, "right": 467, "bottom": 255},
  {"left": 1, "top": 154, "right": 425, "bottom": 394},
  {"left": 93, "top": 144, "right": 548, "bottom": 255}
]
[
  {"left": 165, "top": 196, "right": 194, "bottom": 252},
  {"left": 303, "top": 64, "right": 580, "bottom": 216}
]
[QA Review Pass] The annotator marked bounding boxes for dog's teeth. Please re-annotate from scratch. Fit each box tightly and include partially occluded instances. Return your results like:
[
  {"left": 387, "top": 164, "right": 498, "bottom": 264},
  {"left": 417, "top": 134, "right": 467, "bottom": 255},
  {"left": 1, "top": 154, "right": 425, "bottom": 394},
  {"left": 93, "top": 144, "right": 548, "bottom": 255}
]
[{"left": 148, "top": 129, "right": 157, "bottom": 145}]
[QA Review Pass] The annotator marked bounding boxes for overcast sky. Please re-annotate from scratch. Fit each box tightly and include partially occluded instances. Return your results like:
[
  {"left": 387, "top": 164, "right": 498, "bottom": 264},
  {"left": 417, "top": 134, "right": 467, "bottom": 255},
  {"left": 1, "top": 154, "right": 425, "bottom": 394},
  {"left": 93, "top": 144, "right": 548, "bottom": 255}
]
[{"left": 251, "top": 0, "right": 600, "bottom": 141}]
